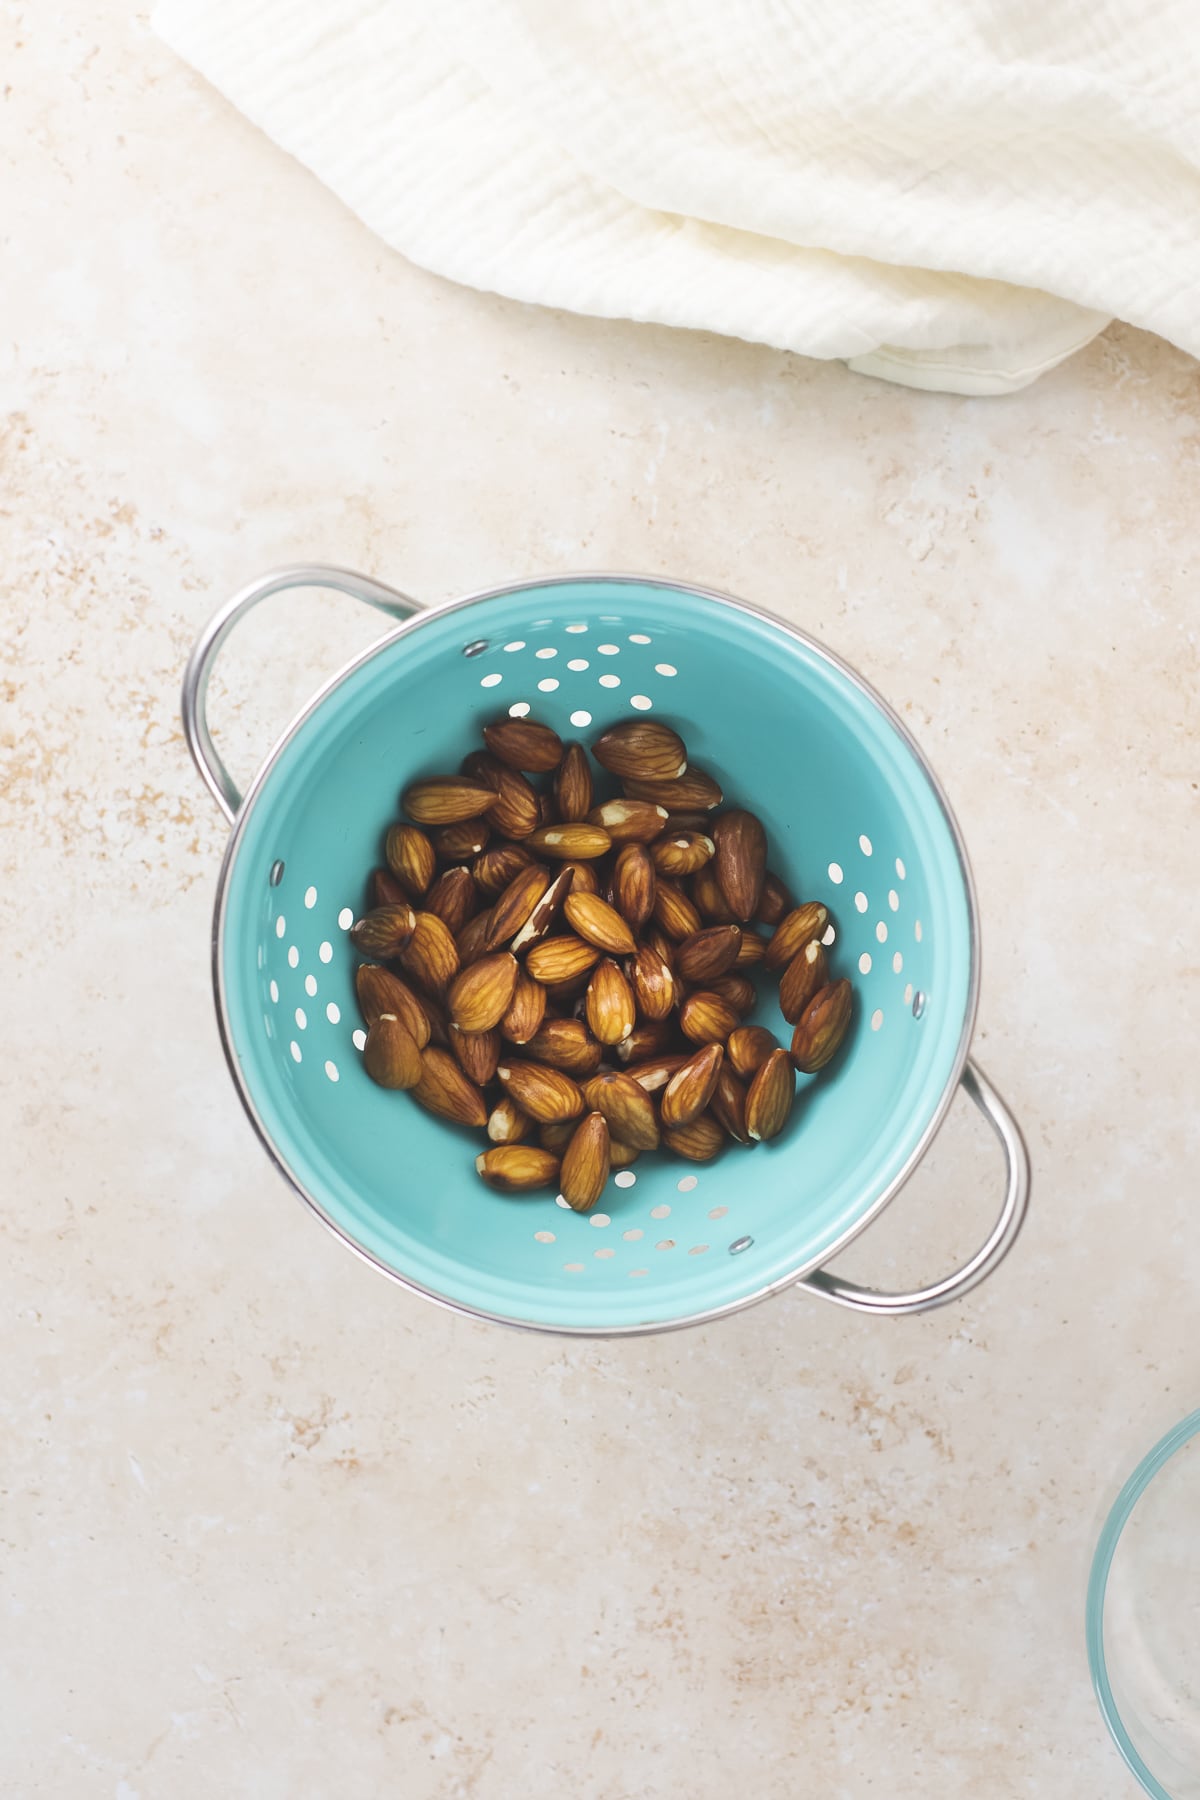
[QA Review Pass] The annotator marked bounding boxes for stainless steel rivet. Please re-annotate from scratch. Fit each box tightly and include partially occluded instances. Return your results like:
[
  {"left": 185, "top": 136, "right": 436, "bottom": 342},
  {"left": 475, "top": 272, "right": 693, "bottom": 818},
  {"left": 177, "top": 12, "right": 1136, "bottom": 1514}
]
[
  {"left": 269, "top": 859, "right": 285, "bottom": 886},
  {"left": 729, "top": 1236, "right": 754, "bottom": 1255},
  {"left": 912, "top": 990, "right": 926, "bottom": 1019},
  {"left": 462, "top": 639, "right": 489, "bottom": 658}
]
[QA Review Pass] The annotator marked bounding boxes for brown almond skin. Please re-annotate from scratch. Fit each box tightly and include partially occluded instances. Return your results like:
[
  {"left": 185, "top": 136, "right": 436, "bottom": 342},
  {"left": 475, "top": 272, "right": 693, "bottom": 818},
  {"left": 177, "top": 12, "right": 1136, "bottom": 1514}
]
[
  {"left": 662, "top": 1113, "right": 725, "bottom": 1161},
  {"left": 487, "top": 1095, "right": 532, "bottom": 1144},
  {"left": 779, "top": 940, "right": 829, "bottom": 1024},
  {"left": 592, "top": 720, "right": 687, "bottom": 782},
  {"left": 691, "top": 863, "right": 735, "bottom": 922},
  {"left": 450, "top": 1025, "right": 501, "bottom": 1086},
  {"left": 455, "top": 909, "right": 494, "bottom": 968},
  {"left": 402, "top": 776, "right": 497, "bottom": 825},
  {"left": 385, "top": 823, "right": 436, "bottom": 898},
  {"left": 559, "top": 860, "right": 599, "bottom": 897},
  {"left": 615, "top": 1019, "right": 675, "bottom": 1064},
  {"left": 500, "top": 970, "right": 547, "bottom": 1045},
  {"left": 482, "top": 716, "right": 564, "bottom": 773},
  {"left": 585, "top": 958, "right": 637, "bottom": 1047},
  {"left": 678, "top": 991, "right": 741, "bottom": 1045},
  {"left": 433, "top": 818, "right": 491, "bottom": 862},
  {"left": 363, "top": 1014, "right": 423, "bottom": 1090},
  {"left": 418, "top": 990, "right": 451, "bottom": 1049},
  {"left": 652, "top": 831, "right": 715, "bottom": 877},
  {"left": 554, "top": 742, "right": 593, "bottom": 822},
  {"left": 653, "top": 880, "right": 703, "bottom": 942},
  {"left": 510, "top": 865, "right": 575, "bottom": 951},
  {"left": 560, "top": 1111, "right": 611, "bottom": 1212},
  {"left": 537, "top": 790, "right": 557, "bottom": 829},
  {"left": 475, "top": 1146, "right": 562, "bottom": 1193},
  {"left": 644, "top": 926, "right": 679, "bottom": 976},
  {"left": 399, "top": 911, "right": 460, "bottom": 997},
  {"left": 625, "top": 1054, "right": 688, "bottom": 1093},
  {"left": 631, "top": 941, "right": 677, "bottom": 1021},
  {"left": 371, "top": 867, "right": 409, "bottom": 909},
  {"left": 355, "top": 965, "right": 432, "bottom": 1047},
  {"left": 350, "top": 903, "right": 417, "bottom": 958},
  {"left": 463, "top": 752, "right": 540, "bottom": 839},
  {"left": 447, "top": 951, "right": 519, "bottom": 1033},
  {"left": 486, "top": 863, "right": 553, "bottom": 949},
  {"left": 756, "top": 871, "right": 793, "bottom": 927},
  {"left": 496, "top": 1059, "right": 586, "bottom": 1123},
  {"left": 586, "top": 798, "right": 671, "bottom": 844},
  {"left": 790, "top": 979, "right": 853, "bottom": 1073},
  {"left": 525, "top": 1018, "right": 604, "bottom": 1078},
  {"left": 727, "top": 1025, "right": 779, "bottom": 1080},
  {"left": 660, "top": 1042, "right": 724, "bottom": 1128},
  {"left": 524, "top": 934, "right": 604, "bottom": 985},
  {"left": 711, "top": 972, "right": 757, "bottom": 1016},
  {"left": 472, "top": 843, "right": 535, "bottom": 898},
  {"left": 411, "top": 1046, "right": 489, "bottom": 1127},
  {"left": 711, "top": 1062, "right": 751, "bottom": 1144},
  {"left": 612, "top": 843, "right": 656, "bottom": 933},
  {"left": 609, "top": 1138, "right": 641, "bottom": 1170},
  {"left": 676, "top": 923, "right": 742, "bottom": 984},
  {"left": 539, "top": 1119, "right": 576, "bottom": 1154},
  {"left": 746, "top": 1048, "right": 795, "bottom": 1141},
  {"left": 713, "top": 809, "right": 767, "bottom": 921},
  {"left": 765, "top": 903, "right": 830, "bottom": 972},
  {"left": 563, "top": 892, "right": 637, "bottom": 956},
  {"left": 425, "top": 865, "right": 479, "bottom": 935},
  {"left": 589, "top": 1071, "right": 660, "bottom": 1150},
  {"left": 526, "top": 824, "right": 612, "bottom": 860},
  {"left": 735, "top": 931, "right": 768, "bottom": 968},
  {"left": 622, "top": 768, "right": 723, "bottom": 811}
]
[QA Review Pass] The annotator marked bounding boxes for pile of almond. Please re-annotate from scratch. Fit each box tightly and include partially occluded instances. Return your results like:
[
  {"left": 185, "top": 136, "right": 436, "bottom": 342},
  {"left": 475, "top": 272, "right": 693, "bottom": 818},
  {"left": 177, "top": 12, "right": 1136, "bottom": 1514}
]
[{"left": 350, "top": 716, "right": 852, "bottom": 1212}]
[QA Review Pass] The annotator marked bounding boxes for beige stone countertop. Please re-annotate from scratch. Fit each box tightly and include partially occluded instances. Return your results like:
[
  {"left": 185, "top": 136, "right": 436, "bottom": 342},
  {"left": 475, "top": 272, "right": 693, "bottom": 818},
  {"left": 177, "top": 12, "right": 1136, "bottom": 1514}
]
[{"left": 5, "top": 6, "right": 1200, "bottom": 1797}]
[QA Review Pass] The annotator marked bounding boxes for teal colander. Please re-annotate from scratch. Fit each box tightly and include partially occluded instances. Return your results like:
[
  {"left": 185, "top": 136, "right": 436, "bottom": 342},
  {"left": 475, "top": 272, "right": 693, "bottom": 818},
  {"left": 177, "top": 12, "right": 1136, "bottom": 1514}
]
[{"left": 183, "top": 567, "right": 1029, "bottom": 1335}]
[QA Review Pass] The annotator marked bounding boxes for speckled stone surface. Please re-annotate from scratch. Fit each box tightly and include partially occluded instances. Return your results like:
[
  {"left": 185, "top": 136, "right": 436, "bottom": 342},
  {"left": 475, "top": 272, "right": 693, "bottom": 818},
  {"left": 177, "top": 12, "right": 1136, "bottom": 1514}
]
[{"left": 4, "top": 6, "right": 1200, "bottom": 1796}]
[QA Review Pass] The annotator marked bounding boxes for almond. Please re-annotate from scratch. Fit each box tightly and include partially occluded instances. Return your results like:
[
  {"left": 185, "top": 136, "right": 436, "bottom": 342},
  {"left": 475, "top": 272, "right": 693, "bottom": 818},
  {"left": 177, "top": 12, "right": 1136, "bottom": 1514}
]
[
  {"left": 371, "top": 866, "right": 409, "bottom": 909},
  {"left": 554, "top": 742, "right": 593, "bottom": 821},
  {"left": 472, "top": 842, "right": 535, "bottom": 898},
  {"left": 537, "top": 790, "right": 557, "bottom": 828},
  {"left": 586, "top": 798, "right": 671, "bottom": 843},
  {"left": 625, "top": 1053, "right": 688, "bottom": 1093},
  {"left": 779, "top": 940, "right": 828, "bottom": 1024},
  {"left": 662, "top": 1113, "right": 725, "bottom": 1161},
  {"left": 419, "top": 990, "right": 451, "bottom": 1049},
  {"left": 455, "top": 908, "right": 494, "bottom": 967},
  {"left": 614, "top": 1019, "right": 674, "bottom": 1064},
  {"left": 486, "top": 862, "right": 553, "bottom": 949},
  {"left": 560, "top": 1111, "right": 611, "bottom": 1212},
  {"left": 385, "top": 823, "right": 436, "bottom": 898},
  {"left": 425, "top": 865, "right": 478, "bottom": 934},
  {"left": 585, "top": 958, "right": 637, "bottom": 1046},
  {"left": 691, "top": 862, "right": 735, "bottom": 923},
  {"left": 609, "top": 1138, "right": 641, "bottom": 1170},
  {"left": 735, "top": 931, "right": 768, "bottom": 968},
  {"left": 482, "top": 716, "right": 564, "bottom": 773},
  {"left": 350, "top": 903, "right": 417, "bottom": 958},
  {"left": 433, "top": 817, "right": 491, "bottom": 862},
  {"left": 676, "top": 923, "right": 741, "bottom": 983},
  {"left": 643, "top": 926, "right": 679, "bottom": 976},
  {"left": 563, "top": 892, "right": 637, "bottom": 956},
  {"left": 622, "top": 767, "right": 723, "bottom": 811},
  {"left": 510, "top": 865, "right": 575, "bottom": 951},
  {"left": 653, "top": 879, "right": 702, "bottom": 941},
  {"left": 462, "top": 752, "right": 540, "bottom": 839},
  {"left": 363, "top": 1014, "right": 423, "bottom": 1090},
  {"left": 630, "top": 941, "right": 676, "bottom": 1021},
  {"left": 354, "top": 965, "right": 432, "bottom": 1047},
  {"left": 487, "top": 1095, "right": 531, "bottom": 1144},
  {"left": 402, "top": 776, "right": 496, "bottom": 825},
  {"left": 496, "top": 1059, "right": 586, "bottom": 1123},
  {"left": 541, "top": 972, "right": 594, "bottom": 1008},
  {"left": 745, "top": 1048, "right": 795, "bottom": 1141},
  {"left": 524, "top": 934, "right": 604, "bottom": 985},
  {"left": 399, "top": 910, "right": 460, "bottom": 996},
  {"left": 765, "top": 903, "right": 830, "bottom": 972},
  {"left": 727, "top": 1025, "right": 779, "bottom": 1080},
  {"left": 447, "top": 951, "right": 519, "bottom": 1032},
  {"left": 411, "top": 1045, "right": 488, "bottom": 1128},
  {"left": 475, "top": 1145, "right": 562, "bottom": 1193},
  {"left": 526, "top": 823, "right": 612, "bottom": 860},
  {"left": 756, "top": 871, "right": 793, "bottom": 927},
  {"left": 678, "top": 991, "right": 740, "bottom": 1045},
  {"left": 711, "top": 972, "right": 757, "bottom": 1016},
  {"left": 500, "top": 970, "right": 547, "bottom": 1045},
  {"left": 592, "top": 719, "right": 687, "bottom": 782},
  {"left": 539, "top": 1119, "right": 576, "bottom": 1154},
  {"left": 612, "top": 843, "right": 656, "bottom": 932},
  {"left": 663, "top": 811, "right": 711, "bottom": 834},
  {"left": 588, "top": 1071, "right": 660, "bottom": 1151},
  {"left": 450, "top": 1024, "right": 501, "bottom": 1085},
  {"left": 660, "top": 1042, "right": 724, "bottom": 1128},
  {"left": 711, "top": 1063, "right": 751, "bottom": 1144},
  {"left": 790, "top": 979, "right": 853, "bottom": 1073},
  {"left": 712, "top": 809, "right": 766, "bottom": 921},
  {"left": 558, "top": 859, "right": 599, "bottom": 897},
  {"left": 652, "top": 831, "right": 715, "bottom": 877},
  {"left": 524, "top": 1017, "right": 604, "bottom": 1078}
]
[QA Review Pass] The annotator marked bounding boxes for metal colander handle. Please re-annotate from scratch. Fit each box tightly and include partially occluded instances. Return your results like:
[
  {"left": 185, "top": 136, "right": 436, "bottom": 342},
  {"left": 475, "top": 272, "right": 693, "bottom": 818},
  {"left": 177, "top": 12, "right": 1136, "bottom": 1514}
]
[
  {"left": 182, "top": 564, "right": 421, "bottom": 824},
  {"left": 799, "top": 1059, "right": 1029, "bottom": 1315}
]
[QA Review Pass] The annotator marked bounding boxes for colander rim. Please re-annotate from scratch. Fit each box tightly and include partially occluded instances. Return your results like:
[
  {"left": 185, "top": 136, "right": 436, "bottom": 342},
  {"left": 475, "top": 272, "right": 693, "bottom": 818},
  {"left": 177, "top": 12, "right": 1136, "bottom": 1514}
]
[{"left": 210, "top": 569, "right": 981, "bottom": 1335}]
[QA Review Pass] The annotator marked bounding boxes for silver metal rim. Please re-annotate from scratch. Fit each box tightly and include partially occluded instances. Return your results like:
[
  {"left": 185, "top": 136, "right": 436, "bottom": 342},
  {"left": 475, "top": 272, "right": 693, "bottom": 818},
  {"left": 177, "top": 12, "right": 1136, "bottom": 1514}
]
[{"left": 209, "top": 571, "right": 981, "bottom": 1336}]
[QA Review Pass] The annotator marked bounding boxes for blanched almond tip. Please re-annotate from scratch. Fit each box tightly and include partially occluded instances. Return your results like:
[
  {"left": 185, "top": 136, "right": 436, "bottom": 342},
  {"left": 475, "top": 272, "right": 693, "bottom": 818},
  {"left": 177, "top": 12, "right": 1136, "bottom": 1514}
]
[{"left": 474, "top": 1154, "right": 487, "bottom": 1173}]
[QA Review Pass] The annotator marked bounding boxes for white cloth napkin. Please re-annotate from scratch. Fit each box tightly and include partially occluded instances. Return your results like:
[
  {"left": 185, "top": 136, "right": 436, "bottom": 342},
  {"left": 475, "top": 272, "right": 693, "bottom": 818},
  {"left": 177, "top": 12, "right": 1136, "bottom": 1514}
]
[{"left": 154, "top": 0, "right": 1200, "bottom": 393}]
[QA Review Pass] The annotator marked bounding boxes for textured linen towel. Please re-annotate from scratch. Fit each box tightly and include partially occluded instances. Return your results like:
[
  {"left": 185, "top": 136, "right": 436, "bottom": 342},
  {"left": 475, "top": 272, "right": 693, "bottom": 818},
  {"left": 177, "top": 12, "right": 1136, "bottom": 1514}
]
[{"left": 154, "top": 0, "right": 1200, "bottom": 393}]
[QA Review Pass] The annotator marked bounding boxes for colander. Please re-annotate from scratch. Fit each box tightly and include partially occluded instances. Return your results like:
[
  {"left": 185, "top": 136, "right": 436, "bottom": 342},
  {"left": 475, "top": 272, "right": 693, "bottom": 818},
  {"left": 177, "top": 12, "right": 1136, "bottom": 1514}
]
[{"left": 183, "top": 566, "right": 1029, "bottom": 1336}]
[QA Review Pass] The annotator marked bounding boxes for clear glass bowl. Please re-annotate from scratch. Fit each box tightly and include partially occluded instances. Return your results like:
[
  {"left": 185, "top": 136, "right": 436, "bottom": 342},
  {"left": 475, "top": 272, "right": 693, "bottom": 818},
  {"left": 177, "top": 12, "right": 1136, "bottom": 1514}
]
[{"left": 1088, "top": 1411, "right": 1200, "bottom": 1798}]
